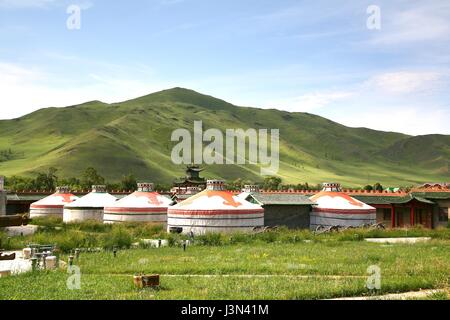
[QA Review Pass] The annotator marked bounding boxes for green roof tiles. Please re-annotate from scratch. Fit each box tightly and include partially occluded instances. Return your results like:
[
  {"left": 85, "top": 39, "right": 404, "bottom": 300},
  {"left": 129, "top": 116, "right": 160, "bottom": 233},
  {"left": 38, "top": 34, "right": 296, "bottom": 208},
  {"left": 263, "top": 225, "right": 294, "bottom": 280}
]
[
  {"left": 411, "top": 191, "right": 450, "bottom": 200},
  {"left": 353, "top": 194, "right": 435, "bottom": 205},
  {"left": 248, "top": 193, "right": 315, "bottom": 206}
]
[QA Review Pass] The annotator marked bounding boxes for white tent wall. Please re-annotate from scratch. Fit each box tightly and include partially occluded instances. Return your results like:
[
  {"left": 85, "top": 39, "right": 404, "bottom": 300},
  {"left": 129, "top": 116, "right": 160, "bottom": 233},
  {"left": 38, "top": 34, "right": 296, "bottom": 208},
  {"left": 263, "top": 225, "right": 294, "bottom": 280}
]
[
  {"left": 104, "top": 210, "right": 167, "bottom": 224},
  {"left": 310, "top": 211, "right": 377, "bottom": 229},
  {"left": 63, "top": 186, "right": 117, "bottom": 223},
  {"left": 167, "top": 211, "right": 264, "bottom": 235},
  {"left": 63, "top": 208, "right": 105, "bottom": 222},
  {"left": 31, "top": 207, "right": 66, "bottom": 218}
]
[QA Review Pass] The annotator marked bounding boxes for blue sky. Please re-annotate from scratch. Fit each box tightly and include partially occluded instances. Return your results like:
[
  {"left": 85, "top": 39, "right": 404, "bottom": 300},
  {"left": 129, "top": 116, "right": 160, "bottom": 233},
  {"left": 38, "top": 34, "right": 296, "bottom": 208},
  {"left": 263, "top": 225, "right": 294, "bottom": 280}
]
[{"left": 0, "top": 0, "right": 449, "bottom": 135}]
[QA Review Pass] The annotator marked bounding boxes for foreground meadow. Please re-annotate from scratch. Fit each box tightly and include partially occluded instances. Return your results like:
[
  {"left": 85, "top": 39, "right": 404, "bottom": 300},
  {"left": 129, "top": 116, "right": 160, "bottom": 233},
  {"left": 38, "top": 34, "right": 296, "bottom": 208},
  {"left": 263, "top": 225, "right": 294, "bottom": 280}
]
[{"left": 1, "top": 219, "right": 449, "bottom": 300}]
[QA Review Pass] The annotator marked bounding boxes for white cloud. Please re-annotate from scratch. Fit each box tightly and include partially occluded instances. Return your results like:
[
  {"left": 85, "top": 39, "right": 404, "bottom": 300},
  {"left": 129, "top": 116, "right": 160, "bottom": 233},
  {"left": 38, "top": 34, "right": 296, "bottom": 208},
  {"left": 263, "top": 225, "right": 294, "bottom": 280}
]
[
  {"left": 258, "top": 69, "right": 450, "bottom": 135},
  {"left": 364, "top": 71, "right": 443, "bottom": 95},
  {"left": 367, "top": 3, "right": 450, "bottom": 45},
  {"left": 0, "top": 62, "right": 43, "bottom": 83},
  {"left": 0, "top": 62, "right": 172, "bottom": 119},
  {"left": 334, "top": 106, "right": 450, "bottom": 136},
  {"left": 264, "top": 91, "right": 355, "bottom": 112},
  {"left": 86, "top": 73, "right": 170, "bottom": 103}
]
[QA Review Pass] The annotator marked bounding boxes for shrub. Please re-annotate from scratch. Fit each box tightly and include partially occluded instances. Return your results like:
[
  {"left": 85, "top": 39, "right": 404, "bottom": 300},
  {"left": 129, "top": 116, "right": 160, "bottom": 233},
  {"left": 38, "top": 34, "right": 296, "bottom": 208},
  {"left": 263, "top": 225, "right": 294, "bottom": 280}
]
[
  {"left": 196, "top": 233, "right": 224, "bottom": 246},
  {"left": 26, "top": 229, "right": 96, "bottom": 253},
  {"left": 228, "top": 232, "right": 252, "bottom": 245},
  {"left": 254, "top": 230, "right": 279, "bottom": 243},
  {"left": 65, "top": 220, "right": 112, "bottom": 233},
  {"left": 127, "top": 222, "right": 165, "bottom": 238},
  {"left": 30, "top": 217, "right": 63, "bottom": 228},
  {"left": 101, "top": 225, "right": 133, "bottom": 250},
  {"left": 166, "top": 233, "right": 182, "bottom": 247}
]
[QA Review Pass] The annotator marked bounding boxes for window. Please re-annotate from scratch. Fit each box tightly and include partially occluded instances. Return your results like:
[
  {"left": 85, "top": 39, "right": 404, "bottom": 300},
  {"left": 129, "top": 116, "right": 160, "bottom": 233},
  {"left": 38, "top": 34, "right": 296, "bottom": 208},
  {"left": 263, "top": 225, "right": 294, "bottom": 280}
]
[{"left": 438, "top": 208, "right": 449, "bottom": 222}]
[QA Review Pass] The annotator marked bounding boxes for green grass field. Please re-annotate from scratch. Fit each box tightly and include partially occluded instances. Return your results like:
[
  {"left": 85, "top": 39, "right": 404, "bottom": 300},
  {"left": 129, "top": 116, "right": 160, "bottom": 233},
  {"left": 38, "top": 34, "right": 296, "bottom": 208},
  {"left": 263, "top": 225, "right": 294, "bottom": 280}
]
[{"left": 1, "top": 219, "right": 449, "bottom": 300}]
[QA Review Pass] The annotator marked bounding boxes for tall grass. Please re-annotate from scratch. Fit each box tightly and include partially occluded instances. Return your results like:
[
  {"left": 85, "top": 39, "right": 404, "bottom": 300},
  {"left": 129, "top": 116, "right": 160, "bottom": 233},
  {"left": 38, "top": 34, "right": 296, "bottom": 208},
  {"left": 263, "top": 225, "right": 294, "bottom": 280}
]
[
  {"left": 2, "top": 218, "right": 450, "bottom": 253},
  {"left": 101, "top": 224, "right": 133, "bottom": 250},
  {"left": 1, "top": 218, "right": 167, "bottom": 253}
]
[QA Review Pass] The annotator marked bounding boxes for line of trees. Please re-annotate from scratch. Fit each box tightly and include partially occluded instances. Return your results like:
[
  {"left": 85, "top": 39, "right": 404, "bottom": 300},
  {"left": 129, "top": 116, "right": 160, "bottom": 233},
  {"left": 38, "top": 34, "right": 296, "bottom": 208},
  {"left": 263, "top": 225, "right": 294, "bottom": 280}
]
[
  {"left": 228, "top": 177, "right": 394, "bottom": 192},
  {"left": 3, "top": 168, "right": 398, "bottom": 193},
  {"left": 4, "top": 167, "right": 146, "bottom": 192},
  {"left": 363, "top": 183, "right": 384, "bottom": 192},
  {"left": 227, "top": 177, "right": 323, "bottom": 191}
]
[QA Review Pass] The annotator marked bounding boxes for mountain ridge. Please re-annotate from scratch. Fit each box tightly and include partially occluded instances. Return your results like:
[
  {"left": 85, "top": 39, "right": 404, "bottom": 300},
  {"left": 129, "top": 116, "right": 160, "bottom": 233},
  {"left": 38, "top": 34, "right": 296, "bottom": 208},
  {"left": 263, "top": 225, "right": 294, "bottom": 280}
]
[{"left": 0, "top": 87, "right": 448, "bottom": 186}]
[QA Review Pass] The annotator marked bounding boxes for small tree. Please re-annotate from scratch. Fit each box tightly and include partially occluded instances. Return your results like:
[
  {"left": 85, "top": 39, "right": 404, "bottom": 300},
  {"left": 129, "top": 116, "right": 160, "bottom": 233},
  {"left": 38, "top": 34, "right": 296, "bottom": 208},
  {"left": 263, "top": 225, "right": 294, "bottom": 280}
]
[
  {"left": 34, "top": 167, "right": 58, "bottom": 191},
  {"left": 364, "top": 185, "right": 373, "bottom": 191},
  {"left": 120, "top": 174, "right": 137, "bottom": 191},
  {"left": 373, "top": 183, "right": 383, "bottom": 192},
  {"left": 81, "top": 167, "right": 105, "bottom": 189},
  {"left": 5, "top": 175, "right": 35, "bottom": 191},
  {"left": 263, "top": 176, "right": 282, "bottom": 191}
]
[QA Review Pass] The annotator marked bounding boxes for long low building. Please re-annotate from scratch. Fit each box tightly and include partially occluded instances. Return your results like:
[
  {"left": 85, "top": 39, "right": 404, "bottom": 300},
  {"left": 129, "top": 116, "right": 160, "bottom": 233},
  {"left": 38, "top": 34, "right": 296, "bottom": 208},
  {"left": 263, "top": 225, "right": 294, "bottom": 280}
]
[
  {"left": 239, "top": 185, "right": 314, "bottom": 229},
  {"left": 237, "top": 186, "right": 450, "bottom": 229},
  {"left": 351, "top": 189, "right": 450, "bottom": 229}
]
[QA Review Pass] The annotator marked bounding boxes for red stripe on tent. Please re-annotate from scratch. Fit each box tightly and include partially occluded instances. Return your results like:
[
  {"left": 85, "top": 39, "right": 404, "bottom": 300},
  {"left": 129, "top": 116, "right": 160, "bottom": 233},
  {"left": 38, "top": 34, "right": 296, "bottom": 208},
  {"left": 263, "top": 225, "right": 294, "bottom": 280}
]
[
  {"left": 168, "top": 209, "right": 264, "bottom": 216},
  {"left": 30, "top": 205, "right": 64, "bottom": 209},
  {"left": 104, "top": 207, "right": 167, "bottom": 213},
  {"left": 312, "top": 208, "right": 376, "bottom": 215}
]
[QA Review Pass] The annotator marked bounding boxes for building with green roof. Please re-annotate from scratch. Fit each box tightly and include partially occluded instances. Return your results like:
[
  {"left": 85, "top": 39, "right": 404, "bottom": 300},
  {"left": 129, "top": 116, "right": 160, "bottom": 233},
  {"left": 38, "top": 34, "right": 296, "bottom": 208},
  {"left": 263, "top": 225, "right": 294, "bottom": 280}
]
[{"left": 240, "top": 186, "right": 315, "bottom": 229}]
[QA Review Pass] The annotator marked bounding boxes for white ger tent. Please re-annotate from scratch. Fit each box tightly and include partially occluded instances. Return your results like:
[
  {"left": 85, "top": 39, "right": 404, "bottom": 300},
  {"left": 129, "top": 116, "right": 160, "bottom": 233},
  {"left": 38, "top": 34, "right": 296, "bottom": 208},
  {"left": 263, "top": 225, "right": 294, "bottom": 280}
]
[
  {"left": 63, "top": 185, "right": 117, "bottom": 223},
  {"left": 309, "top": 183, "right": 376, "bottom": 230},
  {"left": 103, "top": 182, "right": 173, "bottom": 223},
  {"left": 30, "top": 186, "right": 78, "bottom": 218},
  {"left": 167, "top": 180, "right": 264, "bottom": 235}
]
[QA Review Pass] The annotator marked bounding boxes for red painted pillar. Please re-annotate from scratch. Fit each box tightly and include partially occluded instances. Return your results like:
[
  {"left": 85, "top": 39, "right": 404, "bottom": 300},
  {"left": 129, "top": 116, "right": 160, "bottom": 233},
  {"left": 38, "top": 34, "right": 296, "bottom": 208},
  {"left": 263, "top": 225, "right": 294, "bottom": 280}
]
[
  {"left": 410, "top": 204, "right": 415, "bottom": 227},
  {"left": 391, "top": 205, "right": 395, "bottom": 228}
]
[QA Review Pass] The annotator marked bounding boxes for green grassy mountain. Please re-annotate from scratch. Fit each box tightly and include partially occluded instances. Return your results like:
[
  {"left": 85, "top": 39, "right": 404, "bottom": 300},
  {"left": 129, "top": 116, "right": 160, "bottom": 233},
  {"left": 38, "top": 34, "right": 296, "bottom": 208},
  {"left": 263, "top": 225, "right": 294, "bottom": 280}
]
[{"left": 0, "top": 87, "right": 448, "bottom": 187}]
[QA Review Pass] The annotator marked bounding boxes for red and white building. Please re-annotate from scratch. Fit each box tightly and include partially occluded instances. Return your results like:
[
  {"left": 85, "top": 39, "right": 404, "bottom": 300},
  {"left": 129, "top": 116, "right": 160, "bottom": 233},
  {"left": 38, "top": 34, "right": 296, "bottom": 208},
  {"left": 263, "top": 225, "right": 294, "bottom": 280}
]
[
  {"left": 63, "top": 185, "right": 117, "bottom": 223},
  {"left": 30, "top": 186, "right": 78, "bottom": 218},
  {"left": 167, "top": 180, "right": 264, "bottom": 234},
  {"left": 103, "top": 183, "right": 173, "bottom": 223},
  {"left": 309, "top": 183, "right": 376, "bottom": 229}
]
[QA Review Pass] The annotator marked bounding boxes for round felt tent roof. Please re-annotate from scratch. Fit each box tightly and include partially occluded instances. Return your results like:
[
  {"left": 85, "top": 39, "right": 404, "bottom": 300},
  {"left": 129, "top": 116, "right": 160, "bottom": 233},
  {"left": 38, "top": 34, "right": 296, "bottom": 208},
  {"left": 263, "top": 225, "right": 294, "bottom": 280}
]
[
  {"left": 310, "top": 183, "right": 376, "bottom": 213},
  {"left": 30, "top": 186, "right": 78, "bottom": 218},
  {"left": 31, "top": 187, "right": 78, "bottom": 209},
  {"left": 104, "top": 183, "right": 173, "bottom": 223},
  {"left": 64, "top": 185, "right": 117, "bottom": 209},
  {"left": 167, "top": 180, "right": 264, "bottom": 234}
]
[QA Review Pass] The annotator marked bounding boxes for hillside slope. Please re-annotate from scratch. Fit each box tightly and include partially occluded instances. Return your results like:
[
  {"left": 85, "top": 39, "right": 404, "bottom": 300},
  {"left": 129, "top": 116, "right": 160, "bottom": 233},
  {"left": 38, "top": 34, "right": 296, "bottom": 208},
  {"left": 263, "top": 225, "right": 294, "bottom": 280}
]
[{"left": 0, "top": 87, "right": 448, "bottom": 186}]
